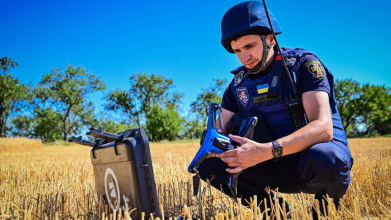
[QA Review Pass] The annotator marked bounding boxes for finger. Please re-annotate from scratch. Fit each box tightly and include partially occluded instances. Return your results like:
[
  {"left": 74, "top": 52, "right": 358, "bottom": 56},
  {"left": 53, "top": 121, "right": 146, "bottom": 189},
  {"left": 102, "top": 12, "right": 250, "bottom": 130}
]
[
  {"left": 226, "top": 166, "right": 243, "bottom": 174},
  {"left": 207, "top": 152, "right": 218, "bottom": 158},
  {"left": 217, "top": 149, "right": 239, "bottom": 158},
  {"left": 229, "top": 134, "right": 246, "bottom": 145},
  {"left": 220, "top": 156, "right": 238, "bottom": 164}
]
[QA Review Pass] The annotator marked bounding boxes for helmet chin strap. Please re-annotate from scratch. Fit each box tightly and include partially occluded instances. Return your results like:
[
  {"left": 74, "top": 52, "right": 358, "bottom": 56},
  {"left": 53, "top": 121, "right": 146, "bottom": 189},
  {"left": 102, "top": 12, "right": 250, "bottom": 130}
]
[{"left": 246, "top": 35, "right": 274, "bottom": 76}]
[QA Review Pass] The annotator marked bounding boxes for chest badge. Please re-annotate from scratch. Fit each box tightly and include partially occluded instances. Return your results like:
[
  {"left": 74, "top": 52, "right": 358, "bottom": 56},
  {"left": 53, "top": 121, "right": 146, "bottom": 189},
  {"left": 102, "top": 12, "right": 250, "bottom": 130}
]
[
  {"left": 236, "top": 87, "right": 249, "bottom": 107},
  {"left": 234, "top": 70, "right": 245, "bottom": 86}
]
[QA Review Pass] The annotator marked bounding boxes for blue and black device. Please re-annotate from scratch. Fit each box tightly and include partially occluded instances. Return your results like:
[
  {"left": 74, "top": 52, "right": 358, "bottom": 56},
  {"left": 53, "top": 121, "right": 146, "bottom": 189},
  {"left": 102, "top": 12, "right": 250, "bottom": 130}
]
[
  {"left": 188, "top": 102, "right": 233, "bottom": 174},
  {"left": 188, "top": 102, "right": 258, "bottom": 199}
]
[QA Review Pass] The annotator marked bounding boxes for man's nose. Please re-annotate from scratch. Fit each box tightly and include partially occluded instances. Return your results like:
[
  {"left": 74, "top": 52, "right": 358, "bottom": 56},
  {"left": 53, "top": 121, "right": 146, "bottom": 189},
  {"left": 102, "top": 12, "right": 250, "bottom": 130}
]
[{"left": 241, "top": 52, "right": 251, "bottom": 62}]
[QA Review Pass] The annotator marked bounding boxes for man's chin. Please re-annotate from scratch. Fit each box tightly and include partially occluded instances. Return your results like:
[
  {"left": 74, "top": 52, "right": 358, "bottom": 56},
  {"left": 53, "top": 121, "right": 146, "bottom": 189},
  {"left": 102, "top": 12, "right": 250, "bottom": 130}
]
[{"left": 246, "top": 62, "right": 259, "bottom": 70}]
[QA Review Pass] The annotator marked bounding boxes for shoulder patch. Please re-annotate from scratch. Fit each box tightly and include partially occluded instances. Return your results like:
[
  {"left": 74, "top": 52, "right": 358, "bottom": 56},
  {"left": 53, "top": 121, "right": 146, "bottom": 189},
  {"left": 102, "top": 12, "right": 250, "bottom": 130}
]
[
  {"left": 305, "top": 60, "right": 326, "bottom": 79},
  {"left": 234, "top": 70, "right": 245, "bottom": 86},
  {"left": 230, "top": 66, "right": 247, "bottom": 75}
]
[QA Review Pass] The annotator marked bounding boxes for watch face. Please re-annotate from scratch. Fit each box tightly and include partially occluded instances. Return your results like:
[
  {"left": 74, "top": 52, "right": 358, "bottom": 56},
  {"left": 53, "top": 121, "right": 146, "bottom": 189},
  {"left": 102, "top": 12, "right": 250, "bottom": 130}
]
[{"left": 274, "top": 146, "right": 283, "bottom": 157}]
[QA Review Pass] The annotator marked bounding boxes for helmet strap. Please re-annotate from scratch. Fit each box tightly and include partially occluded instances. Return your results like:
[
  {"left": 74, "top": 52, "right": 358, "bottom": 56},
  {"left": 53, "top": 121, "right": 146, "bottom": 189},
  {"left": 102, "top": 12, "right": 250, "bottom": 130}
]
[{"left": 245, "top": 35, "right": 274, "bottom": 76}]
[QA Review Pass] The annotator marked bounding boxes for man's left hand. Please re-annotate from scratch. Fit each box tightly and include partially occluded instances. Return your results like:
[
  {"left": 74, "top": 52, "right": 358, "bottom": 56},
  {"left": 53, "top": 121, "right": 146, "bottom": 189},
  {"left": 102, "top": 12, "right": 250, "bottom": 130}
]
[{"left": 216, "top": 134, "right": 274, "bottom": 173}]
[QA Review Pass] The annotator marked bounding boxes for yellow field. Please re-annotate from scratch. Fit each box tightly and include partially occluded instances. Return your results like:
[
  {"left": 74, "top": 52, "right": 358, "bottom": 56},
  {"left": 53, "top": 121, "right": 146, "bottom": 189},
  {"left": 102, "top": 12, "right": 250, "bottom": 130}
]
[{"left": 0, "top": 137, "right": 391, "bottom": 219}]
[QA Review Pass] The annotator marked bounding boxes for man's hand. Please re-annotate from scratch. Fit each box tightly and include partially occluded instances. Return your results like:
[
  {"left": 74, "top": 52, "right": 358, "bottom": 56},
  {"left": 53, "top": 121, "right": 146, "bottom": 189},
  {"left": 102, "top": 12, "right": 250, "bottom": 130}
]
[{"left": 216, "top": 134, "right": 274, "bottom": 173}]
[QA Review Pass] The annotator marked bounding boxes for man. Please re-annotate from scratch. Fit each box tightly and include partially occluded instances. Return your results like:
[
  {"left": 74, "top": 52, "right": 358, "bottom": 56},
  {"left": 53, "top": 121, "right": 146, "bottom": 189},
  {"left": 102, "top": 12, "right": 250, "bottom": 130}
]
[{"left": 197, "top": 1, "right": 354, "bottom": 218}]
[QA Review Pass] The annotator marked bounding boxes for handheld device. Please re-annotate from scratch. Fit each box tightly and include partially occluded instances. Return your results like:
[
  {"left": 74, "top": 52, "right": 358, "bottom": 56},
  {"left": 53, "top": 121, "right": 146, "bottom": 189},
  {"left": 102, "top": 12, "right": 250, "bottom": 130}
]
[
  {"left": 188, "top": 103, "right": 232, "bottom": 174},
  {"left": 188, "top": 102, "right": 258, "bottom": 199}
]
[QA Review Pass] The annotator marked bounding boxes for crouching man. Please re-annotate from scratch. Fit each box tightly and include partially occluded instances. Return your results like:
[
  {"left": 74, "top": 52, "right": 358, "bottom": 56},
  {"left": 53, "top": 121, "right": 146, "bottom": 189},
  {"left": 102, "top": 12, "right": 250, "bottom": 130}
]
[{"left": 197, "top": 1, "right": 354, "bottom": 218}]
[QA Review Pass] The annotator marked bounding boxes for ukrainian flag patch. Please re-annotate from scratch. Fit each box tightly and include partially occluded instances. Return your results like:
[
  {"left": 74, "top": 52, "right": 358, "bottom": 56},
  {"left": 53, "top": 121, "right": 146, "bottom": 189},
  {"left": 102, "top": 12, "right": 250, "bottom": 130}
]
[{"left": 257, "top": 84, "right": 269, "bottom": 94}]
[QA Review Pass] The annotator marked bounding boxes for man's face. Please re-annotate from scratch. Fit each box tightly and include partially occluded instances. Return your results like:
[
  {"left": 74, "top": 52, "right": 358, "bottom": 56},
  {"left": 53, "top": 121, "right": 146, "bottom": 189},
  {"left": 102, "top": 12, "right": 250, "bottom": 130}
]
[{"left": 230, "top": 35, "right": 265, "bottom": 69}]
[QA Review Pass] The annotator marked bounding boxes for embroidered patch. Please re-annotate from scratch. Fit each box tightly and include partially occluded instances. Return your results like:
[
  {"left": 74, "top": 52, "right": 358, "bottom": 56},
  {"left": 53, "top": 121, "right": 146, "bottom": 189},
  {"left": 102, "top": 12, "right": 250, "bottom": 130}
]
[
  {"left": 305, "top": 60, "right": 326, "bottom": 79},
  {"left": 236, "top": 87, "right": 249, "bottom": 106},
  {"left": 256, "top": 84, "right": 269, "bottom": 94},
  {"left": 270, "top": 76, "right": 279, "bottom": 87},
  {"left": 234, "top": 70, "right": 245, "bottom": 86}
]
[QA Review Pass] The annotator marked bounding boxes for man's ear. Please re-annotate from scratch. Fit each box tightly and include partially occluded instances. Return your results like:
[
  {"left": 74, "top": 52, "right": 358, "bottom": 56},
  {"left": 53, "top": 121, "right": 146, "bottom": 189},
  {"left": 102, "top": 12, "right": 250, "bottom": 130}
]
[{"left": 268, "top": 34, "right": 276, "bottom": 46}]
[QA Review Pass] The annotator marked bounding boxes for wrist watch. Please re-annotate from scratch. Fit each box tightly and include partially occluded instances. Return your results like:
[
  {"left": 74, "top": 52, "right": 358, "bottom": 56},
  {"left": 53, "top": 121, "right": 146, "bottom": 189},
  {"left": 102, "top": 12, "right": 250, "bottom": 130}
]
[{"left": 271, "top": 141, "right": 283, "bottom": 159}]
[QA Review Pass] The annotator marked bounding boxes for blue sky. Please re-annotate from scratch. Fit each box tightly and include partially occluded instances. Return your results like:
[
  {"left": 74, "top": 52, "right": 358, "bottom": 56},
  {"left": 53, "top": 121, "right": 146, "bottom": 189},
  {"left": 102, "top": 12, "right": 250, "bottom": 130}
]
[{"left": 1, "top": 0, "right": 390, "bottom": 116}]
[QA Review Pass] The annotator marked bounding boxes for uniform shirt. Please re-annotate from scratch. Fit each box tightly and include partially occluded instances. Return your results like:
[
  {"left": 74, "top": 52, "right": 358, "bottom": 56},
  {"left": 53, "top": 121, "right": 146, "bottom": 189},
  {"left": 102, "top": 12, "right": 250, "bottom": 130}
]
[{"left": 222, "top": 55, "right": 330, "bottom": 113}]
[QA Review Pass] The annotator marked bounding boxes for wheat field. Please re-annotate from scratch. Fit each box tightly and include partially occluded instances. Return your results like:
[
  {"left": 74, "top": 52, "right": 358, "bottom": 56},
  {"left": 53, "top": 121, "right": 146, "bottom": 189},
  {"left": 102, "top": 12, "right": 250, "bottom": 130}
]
[{"left": 0, "top": 137, "right": 390, "bottom": 219}]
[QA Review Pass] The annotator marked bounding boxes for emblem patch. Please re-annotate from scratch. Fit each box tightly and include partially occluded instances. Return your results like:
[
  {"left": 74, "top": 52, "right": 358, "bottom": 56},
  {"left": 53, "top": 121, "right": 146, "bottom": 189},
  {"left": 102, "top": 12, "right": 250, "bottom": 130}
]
[
  {"left": 234, "top": 71, "right": 245, "bottom": 86},
  {"left": 236, "top": 87, "right": 249, "bottom": 106},
  {"left": 305, "top": 60, "right": 326, "bottom": 79}
]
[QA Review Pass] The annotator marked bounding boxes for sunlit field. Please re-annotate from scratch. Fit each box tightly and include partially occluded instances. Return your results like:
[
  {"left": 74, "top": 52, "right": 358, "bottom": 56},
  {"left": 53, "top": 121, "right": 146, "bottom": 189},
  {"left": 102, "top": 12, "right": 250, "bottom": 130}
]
[{"left": 1, "top": 137, "right": 390, "bottom": 219}]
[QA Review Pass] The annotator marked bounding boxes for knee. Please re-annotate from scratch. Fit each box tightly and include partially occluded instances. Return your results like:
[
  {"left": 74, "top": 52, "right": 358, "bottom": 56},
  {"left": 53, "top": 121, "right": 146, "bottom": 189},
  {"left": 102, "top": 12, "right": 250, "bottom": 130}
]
[
  {"left": 197, "top": 158, "right": 229, "bottom": 182},
  {"left": 298, "top": 142, "right": 351, "bottom": 183}
]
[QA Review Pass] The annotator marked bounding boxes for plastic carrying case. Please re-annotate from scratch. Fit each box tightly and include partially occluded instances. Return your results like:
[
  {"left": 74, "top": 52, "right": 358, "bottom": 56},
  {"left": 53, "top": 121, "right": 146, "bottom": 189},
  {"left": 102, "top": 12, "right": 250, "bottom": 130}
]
[{"left": 70, "top": 127, "right": 161, "bottom": 219}]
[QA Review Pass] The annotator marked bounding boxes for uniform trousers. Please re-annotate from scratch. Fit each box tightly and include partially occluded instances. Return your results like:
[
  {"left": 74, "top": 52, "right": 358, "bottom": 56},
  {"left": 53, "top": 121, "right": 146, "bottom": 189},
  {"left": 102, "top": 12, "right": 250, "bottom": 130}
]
[{"left": 197, "top": 139, "right": 354, "bottom": 210}]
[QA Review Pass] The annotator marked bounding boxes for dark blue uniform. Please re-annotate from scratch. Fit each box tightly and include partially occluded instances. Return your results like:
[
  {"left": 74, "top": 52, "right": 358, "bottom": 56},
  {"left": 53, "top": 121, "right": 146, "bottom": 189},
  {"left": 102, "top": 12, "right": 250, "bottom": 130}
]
[{"left": 198, "top": 48, "right": 354, "bottom": 209}]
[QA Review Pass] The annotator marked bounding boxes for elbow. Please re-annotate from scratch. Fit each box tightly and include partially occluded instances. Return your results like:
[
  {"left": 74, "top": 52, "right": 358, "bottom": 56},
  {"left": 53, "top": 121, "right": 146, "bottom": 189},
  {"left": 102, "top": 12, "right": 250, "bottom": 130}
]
[{"left": 322, "top": 121, "right": 333, "bottom": 142}]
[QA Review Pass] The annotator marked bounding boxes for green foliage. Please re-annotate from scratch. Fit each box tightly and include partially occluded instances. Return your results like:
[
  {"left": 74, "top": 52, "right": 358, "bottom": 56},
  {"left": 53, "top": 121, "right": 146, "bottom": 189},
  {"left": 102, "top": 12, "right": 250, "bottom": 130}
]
[
  {"left": 0, "top": 56, "right": 19, "bottom": 73},
  {"left": 191, "top": 79, "right": 228, "bottom": 120},
  {"left": 11, "top": 115, "right": 35, "bottom": 138},
  {"left": 0, "top": 56, "right": 28, "bottom": 137},
  {"left": 334, "top": 79, "right": 363, "bottom": 134},
  {"left": 90, "top": 112, "right": 129, "bottom": 135},
  {"left": 105, "top": 73, "right": 183, "bottom": 127},
  {"left": 182, "top": 115, "right": 204, "bottom": 139},
  {"left": 129, "top": 73, "right": 183, "bottom": 113},
  {"left": 359, "top": 84, "right": 391, "bottom": 135},
  {"left": 33, "top": 107, "right": 63, "bottom": 142},
  {"left": 335, "top": 79, "right": 391, "bottom": 137},
  {"left": 34, "top": 64, "right": 106, "bottom": 141},
  {"left": 105, "top": 89, "right": 139, "bottom": 126},
  {"left": 145, "top": 103, "right": 184, "bottom": 141}
]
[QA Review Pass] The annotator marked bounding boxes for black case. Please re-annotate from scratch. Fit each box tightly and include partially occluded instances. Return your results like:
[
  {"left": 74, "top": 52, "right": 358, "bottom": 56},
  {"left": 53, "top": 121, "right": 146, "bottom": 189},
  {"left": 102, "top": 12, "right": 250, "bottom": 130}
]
[{"left": 71, "top": 127, "right": 161, "bottom": 219}]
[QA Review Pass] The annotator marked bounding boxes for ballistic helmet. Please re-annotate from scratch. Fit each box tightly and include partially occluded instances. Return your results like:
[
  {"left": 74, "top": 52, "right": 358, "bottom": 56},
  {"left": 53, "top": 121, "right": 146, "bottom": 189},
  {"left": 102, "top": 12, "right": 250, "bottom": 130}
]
[{"left": 221, "top": 1, "right": 282, "bottom": 53}]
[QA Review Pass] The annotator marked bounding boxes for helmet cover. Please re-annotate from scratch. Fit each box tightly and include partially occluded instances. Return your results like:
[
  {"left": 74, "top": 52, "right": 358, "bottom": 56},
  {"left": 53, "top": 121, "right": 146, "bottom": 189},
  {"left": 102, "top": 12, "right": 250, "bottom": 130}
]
[{"left": 221, "top": 1, "right": 282, "bottom": 53}]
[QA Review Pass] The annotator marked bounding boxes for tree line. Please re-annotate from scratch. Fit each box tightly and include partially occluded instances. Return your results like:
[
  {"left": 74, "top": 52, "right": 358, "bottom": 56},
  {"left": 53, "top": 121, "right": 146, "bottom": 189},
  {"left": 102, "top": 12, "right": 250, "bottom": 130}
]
[
  {"left": 1, "top": 56, "right": 390, "bottom": 142},
  {"left": 0, "top": 57, "right": 226, "bottom": 142}
]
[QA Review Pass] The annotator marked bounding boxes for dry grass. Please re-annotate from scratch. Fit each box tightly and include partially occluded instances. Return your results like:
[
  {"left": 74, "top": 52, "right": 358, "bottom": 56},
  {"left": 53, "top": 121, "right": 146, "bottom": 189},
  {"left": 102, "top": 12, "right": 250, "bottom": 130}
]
[
  {"left": 0, "top": 138, "right": 390, "bottom": 219},
  {"left": 0, "top": 137, "right": 43, "bottom": 153}
]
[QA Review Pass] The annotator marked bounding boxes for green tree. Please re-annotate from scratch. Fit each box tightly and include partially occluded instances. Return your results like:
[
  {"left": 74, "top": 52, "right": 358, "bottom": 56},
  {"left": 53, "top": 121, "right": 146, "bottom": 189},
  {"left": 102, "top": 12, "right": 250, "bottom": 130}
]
[
  {"left": 190, "top": 78, "right": 228, "bottom": 124},
  {"left": 89, "top": 112, "right": 128, "bottom": 134},
  {"left": 36, "top": 64, "right": 106, "bottom": 141},
  {"left": 182, "top": 114, "right": 204, "bottom": 139},
  {"left": 0, "top": 56, "right": 28, "bottom": 137},
  {"left": 105, "top": 73, "right": 183, "bottom": 127},
  {"left": 0, "top": 56, "right": 18, "bottom": 72},
  {"left": 334, "top": 79, "right": 363, "bottom": 134},
  {"left": 145, "top": 103, "right": 184, "bottom": 141},
  {"left": 33, "top": 107, "right": 63, "bottom": 142},
  {"left": 11, "top": 115, "right": 36, "bottom": 138},
  {"left": 360, "top": 84, "right": 391, "bottom": 136},
  {"left": 104, "top": 89, "right": 139, "bottom": 126}
]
